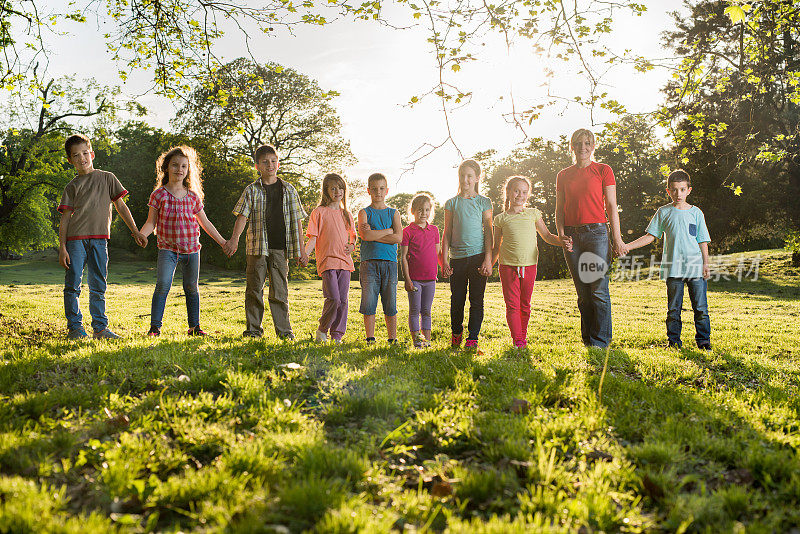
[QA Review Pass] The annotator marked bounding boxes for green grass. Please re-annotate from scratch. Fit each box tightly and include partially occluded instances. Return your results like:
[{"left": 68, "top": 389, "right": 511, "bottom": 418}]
[{"left": 1, "top": 248, "right": 799, "bottom": 532}]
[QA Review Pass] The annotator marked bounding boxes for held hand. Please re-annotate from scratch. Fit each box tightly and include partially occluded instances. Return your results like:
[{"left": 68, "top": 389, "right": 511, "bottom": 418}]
[
  {"left": 479, "top": 258, "right": 492, "bottom": 277},
  {"left": 703, "top": 262, "right": 710, "bottom": 280},
  {"left": 560, "top": 235, "right": 573, "bottom": 252},
  {"left": 59, "top": 247, "right": 70, "bottom": 269},
  {"left": 134, "top": 232, "right": 147, "bottom": 248},
  {"left": 614, "top": 239, "right": 629, "bottom": 258},
  {"left": 223, "top": 238, "right": 238, "bottom": 257},
  {"left": 344, "top": 242, "right": 355, "bottom": 255},
  {"left": 404, "top": 280, "right": 416, "bottom": 293},
  {"left": 442, "top": 261, "right": 452, "bottom": 278},
  {"left": 299, "top": 250, "right": 309, "bottom": 267}
]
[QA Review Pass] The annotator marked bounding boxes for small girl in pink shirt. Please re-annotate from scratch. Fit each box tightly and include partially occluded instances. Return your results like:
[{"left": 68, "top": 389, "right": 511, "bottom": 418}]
[
  {"left": 305, "top": 173, "right": 357, "bottom": 343},
  {"left": 400, "top": 194, "right": 441, "bottom": 348}
]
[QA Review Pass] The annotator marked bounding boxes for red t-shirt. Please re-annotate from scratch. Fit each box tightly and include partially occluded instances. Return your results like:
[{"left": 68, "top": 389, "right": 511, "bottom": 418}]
[{"left": 556, "top": 161, "right": 616, "bottom": 226}]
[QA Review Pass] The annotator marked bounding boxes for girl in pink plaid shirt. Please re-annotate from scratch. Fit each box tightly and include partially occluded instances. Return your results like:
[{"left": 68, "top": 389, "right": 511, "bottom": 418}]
[{"left": 139, "top": 146, "right": 226, "bottom": 336}]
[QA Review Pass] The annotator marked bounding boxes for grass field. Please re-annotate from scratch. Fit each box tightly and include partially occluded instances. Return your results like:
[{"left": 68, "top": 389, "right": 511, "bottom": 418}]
[{"left": 1, "top": 249, "right": 799, "bottom": 532}]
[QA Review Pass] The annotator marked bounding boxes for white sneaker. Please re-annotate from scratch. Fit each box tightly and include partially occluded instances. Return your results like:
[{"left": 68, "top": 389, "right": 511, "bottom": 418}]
[{"left": 315, "top": 330, "right": 328, "bottom": 342}]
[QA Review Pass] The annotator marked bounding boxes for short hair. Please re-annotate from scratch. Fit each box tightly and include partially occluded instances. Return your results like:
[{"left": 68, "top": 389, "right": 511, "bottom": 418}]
[
  {"left": 65, "top": 134, "right": 92, "bottom": 157},
  {"left": 668, "top": 169, "right": 692, "bottom": 186},
  {"left": 367, "top": 173, "right": 387, "bottom": 187},
  {"left": 408, "top": 193, "right": 434, "bottom": 220},
  {"left": 254, "top": 144, "right": 278, "bottom": 163},
  {"left": 570, "top": 128, "right": 596, "bottom": 148}
]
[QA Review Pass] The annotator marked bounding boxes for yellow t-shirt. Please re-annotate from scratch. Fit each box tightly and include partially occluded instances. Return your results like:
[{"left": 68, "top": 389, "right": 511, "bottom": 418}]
[{"left": 493, "top": 207, "right": 541, "bottom": 266}]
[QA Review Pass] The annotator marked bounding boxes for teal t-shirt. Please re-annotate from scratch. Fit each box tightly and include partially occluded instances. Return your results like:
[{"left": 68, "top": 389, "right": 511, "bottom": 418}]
[
  {"left": 444, "top": 194, "right": 492, "bottom": 259},
  {"left": 646, "top": 204, "right": 711, "bottom": 279}
]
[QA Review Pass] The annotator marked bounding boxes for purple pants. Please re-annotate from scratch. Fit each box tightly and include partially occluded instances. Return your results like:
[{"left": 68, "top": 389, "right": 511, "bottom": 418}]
[
  {"left": 408, "top": 280, "right": 436, "bottom": 332},
  {"left": 320, "top": 269, "right": 351, "bottom": 340}
]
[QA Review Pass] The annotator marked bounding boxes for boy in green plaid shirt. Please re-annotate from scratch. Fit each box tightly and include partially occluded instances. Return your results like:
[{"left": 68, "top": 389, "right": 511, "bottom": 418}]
[{"left": 225, "top": 145, "right": 309, "bottom": 338}]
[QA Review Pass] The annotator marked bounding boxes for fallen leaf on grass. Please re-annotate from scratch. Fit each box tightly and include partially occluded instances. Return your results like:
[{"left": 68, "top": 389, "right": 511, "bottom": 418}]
[
  {"left": 642, "top": 474, "right": 665, "bottom": 499},
  {"left": 431, "top": 480, "right": 453, "bottom": 498},
  {"left": 724, "top": 468, "right": 753, "bottom": 485},
  {"left": 509, "top": 398, "right": 530, "bottom": 415}
]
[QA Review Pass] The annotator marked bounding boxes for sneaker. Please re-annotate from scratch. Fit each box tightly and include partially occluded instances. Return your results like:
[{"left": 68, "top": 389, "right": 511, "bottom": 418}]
[
  {"left": 388, "top": 338, "right": 397, "bottom": 345},
  {"left": 148, "top": 327, "right": 161, "bottom": 337},
  {"left": 242, "top": 331, "right": 262, "bottom": 338},
  {"left": 365, "top": 337, "right": 376, "bottom": 345},
  {"left": 697, "top": 343, "right": 712, "bottom": 351},
  {"left": 413, "top": 337, "right": 425, "bottom": 349},
  {"left": 93, "top": 328, "right": 121, "bottom": 340},
  {"left": 668, "top": 342, "right": 682, "bottom": 349},
  {"left": 451, "top": 333, "right": 462, "bottom": 348},
  {"left": 279, "top": 332, "right": 295, "bottom": 341},
  {"left": 67, "top": 328, "right": 88, "bottom": 340},
  {"left": 515, "top": 341, "right": 528, "bottom": 349},
  {"left": 315, "top": 330, "right": 328, "bottom": 343},
  {"left": 187, "top": 326, "right": 206, "bottom": 336},
  {"left": 332, "top": 338, "right": 342, "bottom": 345},
  {"left": 464, "top": 339, "right": 479, "bottom": 349}
]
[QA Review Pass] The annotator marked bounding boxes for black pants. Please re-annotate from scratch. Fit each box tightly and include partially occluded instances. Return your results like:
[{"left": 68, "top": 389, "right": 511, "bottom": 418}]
[{"left": 450, "top": 253, "right": 487, "bottom": 340}]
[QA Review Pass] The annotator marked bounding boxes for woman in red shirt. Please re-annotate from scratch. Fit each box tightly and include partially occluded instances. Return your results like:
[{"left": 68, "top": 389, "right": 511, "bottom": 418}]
[{"left": 555, "top": 129, "right": 628, "bottom": 348}]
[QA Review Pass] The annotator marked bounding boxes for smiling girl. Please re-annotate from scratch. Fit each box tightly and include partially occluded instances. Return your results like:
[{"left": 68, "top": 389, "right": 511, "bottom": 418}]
[
  {"left": 305, "top": 173, "right": 357, "bottom": 343},
  {"left": 492, "top": 176, "right": 572, "bottom": 349},
  {"left": 138, "top": 146, "right": 226, "bottom": 337}
]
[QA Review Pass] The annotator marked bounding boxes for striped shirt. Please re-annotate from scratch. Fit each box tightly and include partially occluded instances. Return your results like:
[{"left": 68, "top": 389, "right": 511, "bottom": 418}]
[{"left": 232, "top": 178, "right": 307, "bottom": 257}]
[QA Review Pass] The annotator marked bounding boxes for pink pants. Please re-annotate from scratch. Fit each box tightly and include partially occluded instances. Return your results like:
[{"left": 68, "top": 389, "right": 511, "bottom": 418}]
[{"left": 499, "top": 264, "right": 537, "bottom": 346}]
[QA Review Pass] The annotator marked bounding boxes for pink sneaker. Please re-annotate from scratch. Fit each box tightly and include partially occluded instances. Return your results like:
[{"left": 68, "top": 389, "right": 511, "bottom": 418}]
[
  {"left": 451, "top": 333, "right": 462, "bottom": 347},
  {"left": 464, "top": 339, "right": 478, "bottom": 349}
]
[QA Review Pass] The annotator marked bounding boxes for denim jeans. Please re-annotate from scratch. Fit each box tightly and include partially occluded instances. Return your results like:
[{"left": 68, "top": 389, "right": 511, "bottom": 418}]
[
  {"left": 150, "top": 249, "right": 200, "bottom": 329},
  {"left": 666, "top": 277, "right": 710, "bottom": 347},
  {"left": 563, "top": 224, "right": 612, "bottom": 348},
  {"left": 450, "top": 253, "right": 487, "bottom": 340},
  {"left": 359, "top": 259, "right": 398, "bottom": 317},
  {"left": 64, "top": 238, "right": 108, "bottom": 332}
]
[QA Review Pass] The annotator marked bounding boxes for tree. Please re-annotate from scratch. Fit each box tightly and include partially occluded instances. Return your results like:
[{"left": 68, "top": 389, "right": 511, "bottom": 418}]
[
  {"left": 659, "top": 0, "right": 800, "bottom": 237},
  {"left": 0, "top": 76, "right": 115, "bottom": 254},
  {"left": 176, "top": 58, "right": 356, "bottom": 208}
]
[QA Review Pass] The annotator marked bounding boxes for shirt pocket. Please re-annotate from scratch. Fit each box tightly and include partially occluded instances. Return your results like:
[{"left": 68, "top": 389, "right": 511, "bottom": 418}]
[{"left": 689, "top": 223, "right": 697, "bottom": 237}]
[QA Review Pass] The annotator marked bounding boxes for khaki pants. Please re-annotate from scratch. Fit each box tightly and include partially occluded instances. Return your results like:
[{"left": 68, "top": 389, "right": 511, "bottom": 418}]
[{"left": 245, "top": 250, "right": 291, "bottom": 337}]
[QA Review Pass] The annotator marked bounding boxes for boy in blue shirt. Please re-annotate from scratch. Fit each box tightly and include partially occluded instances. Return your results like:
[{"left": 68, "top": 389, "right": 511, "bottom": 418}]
[
  {"left": 358, "top": 173, "right": 403, "bottom": 344},
  {"left": 625, "top": 169, "right": 712, "bottom": 350}
]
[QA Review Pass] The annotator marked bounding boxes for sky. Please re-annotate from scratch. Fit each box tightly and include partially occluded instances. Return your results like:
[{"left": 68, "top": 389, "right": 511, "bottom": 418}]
[{"left": 15, "top": 1, "right": 679, "bottom": 204}]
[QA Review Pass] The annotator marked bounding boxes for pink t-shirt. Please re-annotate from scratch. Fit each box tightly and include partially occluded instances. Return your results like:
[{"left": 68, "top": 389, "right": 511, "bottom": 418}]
[
  {"left": 148, "top": 187, "right": 203, "bottom": 254},
  {"left": 306, "top": 205, "right": 357, "bottom": 275},
  {"left": 401, "top": 223, "right": 440, "bottom": 281},
  {"left": 556, "top": 161, "right": 616, "bottom": 226}
]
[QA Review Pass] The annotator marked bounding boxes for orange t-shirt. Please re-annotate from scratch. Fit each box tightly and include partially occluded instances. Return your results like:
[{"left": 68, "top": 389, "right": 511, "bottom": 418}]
[
  {"left": 306, "top": 205, "right": 357, "bottom": 275},
  {"left": 556, "top": 162, "right": 616, "bottom": 226}
]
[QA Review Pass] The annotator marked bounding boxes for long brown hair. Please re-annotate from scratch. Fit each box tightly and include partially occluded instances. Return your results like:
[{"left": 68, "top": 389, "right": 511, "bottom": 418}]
[
  {"left": 154, "top": 145, "right": 204, "bottom": 201},
  {"left": 457, "top": 159, "right": 482, "bottom": 195},
  {"left": 319, "top": 173, "right": 351, "bottom": 229},
  {"left": 503, "top": 175, "right": 531, "bottom": 212}
]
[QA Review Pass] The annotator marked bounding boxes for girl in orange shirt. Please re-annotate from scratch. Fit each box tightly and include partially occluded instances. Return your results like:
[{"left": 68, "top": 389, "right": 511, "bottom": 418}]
[{"left": 305, "top": 173, "right": 357, "bottom": 343}]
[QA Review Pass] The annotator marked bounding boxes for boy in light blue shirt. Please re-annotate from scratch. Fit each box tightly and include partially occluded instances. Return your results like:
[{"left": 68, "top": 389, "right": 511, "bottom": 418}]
[{"left": 625, "top": 169, "right": 712, "bottom": 350}]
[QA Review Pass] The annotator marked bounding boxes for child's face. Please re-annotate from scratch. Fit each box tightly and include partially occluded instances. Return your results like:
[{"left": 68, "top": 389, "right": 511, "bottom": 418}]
[
  {"left": 255, "top": 153, "right": 280, "bottom": 180},
  {"left": 67, "top": 142, "right": 95, "bottom": 175},
  {"left": 460, "top": 168, "right": 479, "bottom": 193},
  {"left": 168, "top": 156, "right": 190, "bottom": 183},
  {"left": 414, "top": 202, "right": 432, "bottom": 224},
  {"left": 368, "top": 179, "right": 388, "bottom": 203},
  {"left": 327, "top": 181, "right": 345, "bottom": 204},
  {"left": 509, "top": 182, "right": 530, "bottom": 209},
  {"left": 667, "top": 181, "right": 691, "bottom": 204}
]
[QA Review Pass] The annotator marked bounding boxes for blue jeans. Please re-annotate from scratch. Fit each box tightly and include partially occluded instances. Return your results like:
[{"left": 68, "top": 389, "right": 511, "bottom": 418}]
[
  {"left": 666, "top": 277, "right": 710, "bottom": 347},
  {"left": 64, "top": 238, "right": 109, "bottom": 332},
  {"left": 359, "top": 260, "right": 398, "bottom": 316},
  {"left": 563, "top": 224, "right": 612, "bottom": 348},
  {"left": 150, "top": 249, "right": 200, "bottom": 329}
]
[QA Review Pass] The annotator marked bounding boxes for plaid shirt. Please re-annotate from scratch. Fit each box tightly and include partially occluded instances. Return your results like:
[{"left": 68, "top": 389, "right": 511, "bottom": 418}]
[
  {"left": 232, "top": 178, "right": 306, "bottom": 257},
  {"left": 149, "top": 188, "right": 203, "bottom": 254}
]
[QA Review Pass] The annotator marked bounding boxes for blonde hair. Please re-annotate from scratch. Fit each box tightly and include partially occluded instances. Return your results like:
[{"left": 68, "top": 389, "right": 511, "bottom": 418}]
[
  {"left": 457, "top": 159, "right": 482, "bottom": 195},
  {"left": 319, "top": 173, "right": 351, "bottom": 229},
  {"left": 154, "top": 146, "right": 204, "bottom": 201},
  {"left": 569, "top": 129, "right": 596, "bottom": 163},
  {"left": 503, "top": 175, "right": 531, "bottom": 212},
  {"left": 408, "top": 193, "right": 434, "bottom": 221}
]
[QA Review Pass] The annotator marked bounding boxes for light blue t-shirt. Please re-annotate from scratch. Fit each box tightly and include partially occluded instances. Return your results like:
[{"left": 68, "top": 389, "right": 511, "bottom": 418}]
[
  {"left": 361, "top": 206, "right": 398, "bottom": 261},
  {"left": 646, "top": 204, "right": 711, "bottom": 279},
  {"left": 444, "top": 194, "right": 492, "bottom": 259}
]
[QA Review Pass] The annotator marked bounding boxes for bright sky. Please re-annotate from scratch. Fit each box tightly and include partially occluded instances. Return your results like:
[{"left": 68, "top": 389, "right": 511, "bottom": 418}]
[{"left": 18, "top": 1, "right": 678, "bottom": 204}]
